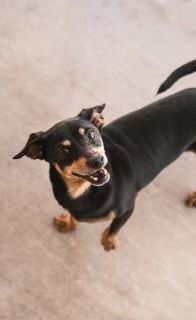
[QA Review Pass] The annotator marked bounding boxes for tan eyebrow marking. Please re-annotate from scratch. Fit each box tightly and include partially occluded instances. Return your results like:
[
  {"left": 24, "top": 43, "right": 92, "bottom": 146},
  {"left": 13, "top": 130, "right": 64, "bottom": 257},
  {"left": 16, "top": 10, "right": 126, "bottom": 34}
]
[
  {"left": 62, "top": 140, "right": 71, "bottom": 146},
  {"left": 78, "top": 128, "right": 85, "bottom": 135}
]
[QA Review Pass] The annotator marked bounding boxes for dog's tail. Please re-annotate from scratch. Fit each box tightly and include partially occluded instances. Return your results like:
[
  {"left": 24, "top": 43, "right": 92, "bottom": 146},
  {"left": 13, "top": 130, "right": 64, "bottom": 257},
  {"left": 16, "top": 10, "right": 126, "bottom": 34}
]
[{"left": 157, "top": 60, "right": 196, "bottom": 94}]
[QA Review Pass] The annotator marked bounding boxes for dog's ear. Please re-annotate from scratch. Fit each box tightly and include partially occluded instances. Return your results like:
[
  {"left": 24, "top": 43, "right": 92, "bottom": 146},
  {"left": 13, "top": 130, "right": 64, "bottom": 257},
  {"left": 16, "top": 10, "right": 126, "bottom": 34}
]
[
  {"left": 77, "top": 104, "right": 106, "bottom": 128},
  {"left": 13, "top": 131, "right": 47, "bottom": 160}
]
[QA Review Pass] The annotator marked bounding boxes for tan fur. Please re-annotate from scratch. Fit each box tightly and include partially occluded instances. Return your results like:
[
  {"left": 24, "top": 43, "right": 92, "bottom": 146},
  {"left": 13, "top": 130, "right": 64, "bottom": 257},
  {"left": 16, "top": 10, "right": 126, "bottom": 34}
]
[
  {"left": 55, "top": 159, "right": 91, "bottom": 198},
  {"left": 53, "top": 212, "right": 78, "bottom": 232},
  {"left": 54, "top": 210, "right": 116, "bottom": 235},
  {"left": 101, "top": 227, "right": 119, "bottom": 251},
  {"left": 69, "top": 157, "right": 88, "bottom": 176},
  {"left": 62, "top": 140, "right": 71, "bottom": 146},
  {"left": 78, "top": 127, "right": 85, "bottom": 135},
  {"left": 91, "top": 111, "right": 105, "bottom": 127},
  {"left": 54, "top": 145, "right": 107, "bottom": 198},
  {"left": 185, "top": 192, "right": 196, "bottom": 207},
  {"left": 68, "top": 179, "right": 90, "bottom": 198}
]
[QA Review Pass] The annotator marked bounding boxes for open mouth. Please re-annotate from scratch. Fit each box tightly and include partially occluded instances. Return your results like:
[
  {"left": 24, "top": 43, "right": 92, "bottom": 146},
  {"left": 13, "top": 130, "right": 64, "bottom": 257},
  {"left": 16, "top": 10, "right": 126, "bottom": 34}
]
[{"left": 72, "top": 167, "right": 110, "bottom": 186}]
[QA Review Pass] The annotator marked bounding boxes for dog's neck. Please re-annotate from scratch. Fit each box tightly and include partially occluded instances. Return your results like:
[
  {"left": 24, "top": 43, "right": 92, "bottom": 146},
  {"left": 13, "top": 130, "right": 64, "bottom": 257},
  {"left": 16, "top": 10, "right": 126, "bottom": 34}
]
[{"left": 54, "top": 164, "right": 91, "bottom": 199}]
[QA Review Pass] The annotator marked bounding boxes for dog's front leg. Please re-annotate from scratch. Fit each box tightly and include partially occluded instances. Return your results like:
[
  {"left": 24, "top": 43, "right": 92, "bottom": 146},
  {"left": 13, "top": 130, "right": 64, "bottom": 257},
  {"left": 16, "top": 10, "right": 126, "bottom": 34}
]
[
  {"left": 101, "top": 208, "right": 134, "bottom": 251},
  {"left": 53, "top": 211, "right": 78, "bottom": 233},
  {"left": 185, "top": 192, "right": 196, "bottom": 207}
]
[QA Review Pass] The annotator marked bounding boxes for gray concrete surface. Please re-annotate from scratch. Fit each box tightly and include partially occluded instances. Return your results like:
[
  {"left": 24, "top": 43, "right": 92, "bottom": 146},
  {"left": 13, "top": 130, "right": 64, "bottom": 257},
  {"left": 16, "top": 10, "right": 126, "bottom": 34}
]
[{"left": 1, "top": 0, "right": 196, "bottom": 319}]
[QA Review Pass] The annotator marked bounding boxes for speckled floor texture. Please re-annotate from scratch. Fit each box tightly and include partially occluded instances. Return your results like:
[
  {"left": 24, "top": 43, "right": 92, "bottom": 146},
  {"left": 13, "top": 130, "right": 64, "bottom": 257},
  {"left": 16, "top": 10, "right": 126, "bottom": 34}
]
[{"left": 1, "top": 0, "right": 196, "bottom": 319}]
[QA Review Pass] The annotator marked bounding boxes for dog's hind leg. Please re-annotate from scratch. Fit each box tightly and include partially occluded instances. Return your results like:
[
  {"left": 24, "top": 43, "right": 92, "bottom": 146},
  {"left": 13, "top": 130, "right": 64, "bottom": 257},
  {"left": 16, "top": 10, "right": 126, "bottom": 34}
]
[{"left": 101, "top": 207, "right": 134, "bottom": 251}]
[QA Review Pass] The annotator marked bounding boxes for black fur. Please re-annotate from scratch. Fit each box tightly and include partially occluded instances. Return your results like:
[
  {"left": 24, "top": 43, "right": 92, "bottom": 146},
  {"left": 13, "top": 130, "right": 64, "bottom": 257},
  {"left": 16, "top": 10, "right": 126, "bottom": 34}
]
[
  {"left": 157, "top": 59, "right": 196, "bottom": 94},
  {"left": 13, "top": 72, "right": 196, "bottom": 250}
]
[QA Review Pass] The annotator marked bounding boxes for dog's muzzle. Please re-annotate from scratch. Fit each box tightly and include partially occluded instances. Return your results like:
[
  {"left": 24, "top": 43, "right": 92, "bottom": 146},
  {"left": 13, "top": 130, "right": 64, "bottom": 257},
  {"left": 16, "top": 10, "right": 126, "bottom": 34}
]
[{"left": 72, "top": 167, "right": 110, "bottom": 186}]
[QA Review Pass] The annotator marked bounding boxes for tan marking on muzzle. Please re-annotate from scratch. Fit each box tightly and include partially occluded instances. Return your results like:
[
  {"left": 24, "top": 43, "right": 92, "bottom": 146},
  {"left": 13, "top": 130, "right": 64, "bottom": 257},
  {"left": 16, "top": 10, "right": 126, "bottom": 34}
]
[
  {"left": 55, "top": 157, "right": 89, "bottom": 178},
  {"left": 54, "top": 157, "right": 91, "bottom": 198}
]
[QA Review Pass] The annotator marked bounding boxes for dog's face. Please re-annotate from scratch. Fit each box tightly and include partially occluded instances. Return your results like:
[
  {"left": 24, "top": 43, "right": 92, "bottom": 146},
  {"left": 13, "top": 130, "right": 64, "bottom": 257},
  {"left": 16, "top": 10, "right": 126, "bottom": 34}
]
[{"left": 13, "top": 105, "right": 110, "bottom": 186}]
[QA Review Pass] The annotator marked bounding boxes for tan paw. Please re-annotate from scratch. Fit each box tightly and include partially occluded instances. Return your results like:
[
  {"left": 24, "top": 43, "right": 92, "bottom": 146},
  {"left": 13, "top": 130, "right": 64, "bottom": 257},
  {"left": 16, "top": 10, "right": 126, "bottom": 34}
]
[
  {"left": 53, "top": 214, "right": 78, "bottom": 233},
  {"left": 185, "top": 192, "right": 196, "bottom": 208},
  {"left": 101, "top": 227, "right": 119, "bottom": 252}
]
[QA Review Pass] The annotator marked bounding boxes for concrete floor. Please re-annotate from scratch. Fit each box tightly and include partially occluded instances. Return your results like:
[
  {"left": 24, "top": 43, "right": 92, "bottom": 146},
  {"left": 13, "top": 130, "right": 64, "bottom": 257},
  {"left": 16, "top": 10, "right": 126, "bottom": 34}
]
[{"left": 1, "top": 0, "right": 196, "bottom": 319}]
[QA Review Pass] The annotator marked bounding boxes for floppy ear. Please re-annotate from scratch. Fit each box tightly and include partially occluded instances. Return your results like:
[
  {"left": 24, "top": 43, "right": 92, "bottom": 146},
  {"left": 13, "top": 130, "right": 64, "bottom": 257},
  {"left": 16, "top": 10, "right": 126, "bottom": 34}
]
[
  {"left": 13, "top": 131, "right": 47, "bottom": 160},
  {"left": 77, "top": 104, "right": 106, "bottom": 129}
]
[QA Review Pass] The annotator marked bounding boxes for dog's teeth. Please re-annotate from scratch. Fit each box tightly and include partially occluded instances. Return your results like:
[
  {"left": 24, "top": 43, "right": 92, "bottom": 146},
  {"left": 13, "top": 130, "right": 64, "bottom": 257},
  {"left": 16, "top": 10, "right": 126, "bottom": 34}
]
[{"left": 90, "top": 176, "right": 98, "bottom": 181}]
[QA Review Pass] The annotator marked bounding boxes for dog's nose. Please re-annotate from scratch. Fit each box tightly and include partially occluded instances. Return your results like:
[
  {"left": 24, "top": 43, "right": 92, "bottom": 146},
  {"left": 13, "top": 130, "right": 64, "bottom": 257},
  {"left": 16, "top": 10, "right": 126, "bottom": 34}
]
[{"left": 89, "top": 155, "right": 105, "bottom": 169}]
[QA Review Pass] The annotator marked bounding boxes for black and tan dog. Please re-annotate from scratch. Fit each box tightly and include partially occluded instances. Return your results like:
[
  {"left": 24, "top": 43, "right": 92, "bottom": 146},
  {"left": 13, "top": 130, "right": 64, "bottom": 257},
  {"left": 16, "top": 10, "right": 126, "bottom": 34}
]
[{"left": 13, "top": 60, "right": 196, "bottom": 251}]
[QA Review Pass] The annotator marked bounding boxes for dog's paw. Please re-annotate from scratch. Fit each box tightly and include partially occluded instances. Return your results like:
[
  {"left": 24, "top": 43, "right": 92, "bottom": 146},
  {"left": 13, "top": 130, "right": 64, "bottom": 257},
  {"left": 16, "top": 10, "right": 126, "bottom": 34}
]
[
  {"left": 53, "top": 214, "right": 78, "bottom": 233},
  {"left": 185, "top": 192, "right": 196, "bottom": 208},
  {"left": 101, "top": 227, "right": 119, "bottom": 252}
]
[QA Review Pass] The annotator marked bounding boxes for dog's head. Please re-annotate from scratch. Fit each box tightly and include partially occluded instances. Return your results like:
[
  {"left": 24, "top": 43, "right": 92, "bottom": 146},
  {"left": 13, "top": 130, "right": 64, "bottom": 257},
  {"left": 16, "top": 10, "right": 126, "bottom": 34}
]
[{"left": 13, "top": 104, "right": 110, "bottom": 186}]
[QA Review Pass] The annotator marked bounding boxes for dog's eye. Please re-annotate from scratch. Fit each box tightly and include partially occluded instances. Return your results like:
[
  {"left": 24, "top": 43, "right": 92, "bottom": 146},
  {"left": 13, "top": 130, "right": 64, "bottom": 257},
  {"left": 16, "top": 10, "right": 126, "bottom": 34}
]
[
  {"left": 58, "top": 146, "right": 70, "bottom": 155},
  {"left": 86, "top": 129, "right": 96, "bottom": 140}
]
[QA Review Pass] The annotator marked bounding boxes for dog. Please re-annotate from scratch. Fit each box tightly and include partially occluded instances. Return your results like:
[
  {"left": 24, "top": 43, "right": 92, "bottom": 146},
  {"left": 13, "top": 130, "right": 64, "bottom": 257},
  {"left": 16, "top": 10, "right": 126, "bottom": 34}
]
[{"left": 13, "top": 61, "right": 196, "bottom": 251}]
